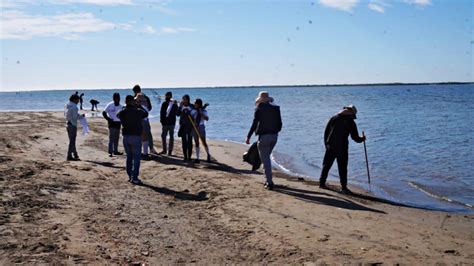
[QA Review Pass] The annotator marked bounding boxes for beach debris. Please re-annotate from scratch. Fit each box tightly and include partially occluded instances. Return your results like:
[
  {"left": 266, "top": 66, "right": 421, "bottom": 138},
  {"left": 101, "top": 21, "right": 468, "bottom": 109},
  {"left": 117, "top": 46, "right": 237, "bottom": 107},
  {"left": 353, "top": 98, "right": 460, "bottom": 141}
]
[
  {"left": 317, "top": 234, "right": 330, "bottom": 242},
  {"left": 141, "top": 251, "right": 149, "bottom": 256},
  {"left": 444, "top": 249, "right": 459, "bottom": 255}
]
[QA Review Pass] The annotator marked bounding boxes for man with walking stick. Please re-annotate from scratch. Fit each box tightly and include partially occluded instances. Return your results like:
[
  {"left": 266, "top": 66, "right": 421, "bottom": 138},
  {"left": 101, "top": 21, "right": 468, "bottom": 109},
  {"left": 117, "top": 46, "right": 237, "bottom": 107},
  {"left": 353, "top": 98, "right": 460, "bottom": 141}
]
[{"left": 319, "top": 105, "right": 366, "bottom": 194}]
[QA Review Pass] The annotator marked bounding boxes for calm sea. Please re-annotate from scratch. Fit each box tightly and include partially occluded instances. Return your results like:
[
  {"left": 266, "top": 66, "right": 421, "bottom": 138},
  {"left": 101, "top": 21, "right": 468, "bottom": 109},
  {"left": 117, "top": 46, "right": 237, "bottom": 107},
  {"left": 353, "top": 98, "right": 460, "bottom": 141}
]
[{"left": 1, "top": 84, "right": 473, "bottom": 213}]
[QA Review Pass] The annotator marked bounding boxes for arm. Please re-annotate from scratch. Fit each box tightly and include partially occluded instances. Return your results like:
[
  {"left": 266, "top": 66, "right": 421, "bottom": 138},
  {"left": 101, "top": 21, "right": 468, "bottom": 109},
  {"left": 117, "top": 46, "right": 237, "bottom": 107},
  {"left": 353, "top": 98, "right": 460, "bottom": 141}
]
[
  {"left": 246, "top": 108, "right": 259, "bottom": 141},
  {"left": 349, "top": 119, "right": 365, "bottom": 143},
  {"left": 200, "top": 110, "right": 209, "bottom": 121},
  {"left": 176, "top": 105, "right": 182, "bottom": 117},
  {"left": 146, "top": 95, "right": 153, "bottom": 111},
  {"left": 160, "top": 102, "right": 167, "bottom": 123},
  {"left": 276, "top": 107, "right": 282, "bottom": 132},
  {"left": 102, "top": 111, "right": 112, "bottom": 122}
]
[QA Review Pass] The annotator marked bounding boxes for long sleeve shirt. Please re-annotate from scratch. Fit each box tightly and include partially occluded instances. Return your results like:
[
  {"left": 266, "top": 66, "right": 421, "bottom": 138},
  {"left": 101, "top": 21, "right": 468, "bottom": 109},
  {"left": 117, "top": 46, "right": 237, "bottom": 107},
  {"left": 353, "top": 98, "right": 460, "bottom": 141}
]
[{"left": 65, "top": 101, "right": 79, "bottom": 127}]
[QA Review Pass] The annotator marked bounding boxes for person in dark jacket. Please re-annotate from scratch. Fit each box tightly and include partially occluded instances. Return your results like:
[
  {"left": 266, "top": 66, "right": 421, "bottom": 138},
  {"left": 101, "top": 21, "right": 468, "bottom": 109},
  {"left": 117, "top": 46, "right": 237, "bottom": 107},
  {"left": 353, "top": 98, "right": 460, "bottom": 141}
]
[
  {"left": 246, "top": 91, "right": 282, "bottom": 190},
  {"left": 319, "top": 105, "right": 365, "bottom": 194},
  {"left": 79, "top": 93, "right": 84, "bottom": 110},
  {"left": 117, "top": 95, "right": 148, "bottom": 185},
  {"left": 176, "top": 94, "right": 194, "bottom": 161},
  {"left": 102, "top": 92, "right": 123, "bottom": 157},
  {"left": 132, "top": 84, "right": 156, "bottom": 154},
  {"left": 160, "top": 91, "right": 178, "bottom": 155}
]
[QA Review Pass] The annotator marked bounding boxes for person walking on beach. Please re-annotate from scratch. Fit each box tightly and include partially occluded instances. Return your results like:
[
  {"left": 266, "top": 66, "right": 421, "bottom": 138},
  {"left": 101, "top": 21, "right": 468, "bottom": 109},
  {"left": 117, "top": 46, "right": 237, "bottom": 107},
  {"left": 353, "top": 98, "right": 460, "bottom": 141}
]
[
  {"left": 133, "top": 85, "right": 157, "bottom": 154},
  {"left": 117, "top": 95, "right": 148, "bottom": 184},
  {"left": 319, "top": 105, "right": 366, "bottom": 194},
  {"left": 160, "top": 91, "right": 178, "bottom": 156},
  {"left": 191, "top": 98, "right": 211, "bottom": 163},
  {"left": 65, "top": 93, "right": 84, "bottom": 161},
  {"left": 177, "top": 94, "right": 194, "bottom": 161},
  {"left": 102, "top": 93, "right": 123, "bottom": 157},
  {"left": 246, "top": 91, "right": 282, "bottom": 190}
]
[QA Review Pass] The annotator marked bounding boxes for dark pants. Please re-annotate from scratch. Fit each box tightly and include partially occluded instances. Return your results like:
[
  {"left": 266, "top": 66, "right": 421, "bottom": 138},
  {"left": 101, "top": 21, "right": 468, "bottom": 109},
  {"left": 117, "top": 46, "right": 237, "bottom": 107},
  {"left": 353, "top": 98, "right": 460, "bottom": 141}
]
[
  {"left": 123, "top": 135, "right": 141, "bottom": 180},
  {"left": 161, "top": 125, "right": 175, "bottom": 154},
  {"left": 67, "top": 124, "right": 77, "bottom": 157},
  {"left": 108, "top": 127, "right": 120, "bottom": 154},
  {"left": 181, "top": 131, "right": 193, "bottom": 159},
  {"left": 320, "top": 149, "right": 349, "bottom": 188}
]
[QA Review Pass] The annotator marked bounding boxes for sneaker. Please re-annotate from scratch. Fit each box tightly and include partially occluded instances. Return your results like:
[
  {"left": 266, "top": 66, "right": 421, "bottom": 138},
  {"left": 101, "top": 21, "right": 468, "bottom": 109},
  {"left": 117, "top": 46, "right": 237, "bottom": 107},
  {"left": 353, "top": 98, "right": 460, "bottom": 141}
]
[
  {"left": 109, "top": 153, "right": 113, "bottom": 157},
  {"left": 264, "top": 182, "right": 274, "bottom": 190},
  {"left": 319, "top": 183, "right": 328, "bottom": 189},
  {"left": 131, "top": 178, "right": 142, "bottom": 185},
  {"left": 159, "top": 150, "right": 167, "bottom": 155},
  {"left": 113, "top": 151, "right": 123, "bottom": 155},
  {"left": 150, "top": 149, "right": 159, "bottom": 155},
  {"left": 141, "top": 154, "right": 151, "bottom": 160},
  {"left": 340, "top": 187, "right": 352, "bottom": 194},
  {"left": 67, "top": 156, "right": 74, "bottom": 161},
  {"left": 207, "top": 155, "right": 211, "bottom": 163}
]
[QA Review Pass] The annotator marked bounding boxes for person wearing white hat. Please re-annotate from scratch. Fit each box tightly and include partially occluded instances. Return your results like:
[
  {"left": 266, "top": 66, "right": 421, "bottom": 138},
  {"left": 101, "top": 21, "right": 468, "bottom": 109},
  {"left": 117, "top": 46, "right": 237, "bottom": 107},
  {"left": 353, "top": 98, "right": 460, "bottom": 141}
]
[
  {"left": 319, "top": 105, "right": 365, "bottom": 194},
  {"left": 246, "top": 91, "right": 282, "bottom": 190}
]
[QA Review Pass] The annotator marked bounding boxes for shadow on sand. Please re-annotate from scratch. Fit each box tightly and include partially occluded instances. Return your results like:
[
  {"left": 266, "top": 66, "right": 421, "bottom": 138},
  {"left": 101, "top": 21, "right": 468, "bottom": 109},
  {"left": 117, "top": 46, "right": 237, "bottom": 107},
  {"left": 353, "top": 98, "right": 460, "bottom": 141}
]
[
  {"left": 85, "top": 160, "right": 125, "bottom": 169},
  {"left": 138, "top": 182, "right": 208, "bottom": 201},
  {"left": 274, "top": 185, "right": 386, "bottom": 214}
]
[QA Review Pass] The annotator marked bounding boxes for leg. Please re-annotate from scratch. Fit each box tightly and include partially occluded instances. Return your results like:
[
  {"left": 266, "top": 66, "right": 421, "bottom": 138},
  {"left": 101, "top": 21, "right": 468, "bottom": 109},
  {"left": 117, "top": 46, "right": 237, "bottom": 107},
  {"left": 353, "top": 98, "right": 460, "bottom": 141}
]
[
  {"left": 168, "top": 126, "right": 175, "bottom": 155},
  {"left": 113, "top": 127, "right": 120, "bottom": 153},
  {"left": 336, "top": 150, "right": 349, "bottom": 189},
  {"left": 186, "top": 131, "right": 193, "bottom": 159},
  {"left": 320, "top": 149, "right": 336, "bottom": 186},
  {"left": 193, "top": 129, "right": 200, "bottom": 160},
  {"left": 108, "top": 128, "right": 114, "bottom": 155},
  {"left": 257, "top": 134, "right": 278, "bottom": 185},
  {"left": 181, "top": 135, "right": 188, "bottom": 160},
  {"left": 161, "top": 125, "right": 168, "bottom": 153},
  {"left": 131, "top": 136, "right": 142, "bottom": 179},
  {"left": 123, "top": 136, "right": 132, "bottom": 179},
  {"left": 147, "top": 122, "right": 154, "bottom": 152},
  {"left": 67, "top": 125, "right": 78, "bottom": 158}
]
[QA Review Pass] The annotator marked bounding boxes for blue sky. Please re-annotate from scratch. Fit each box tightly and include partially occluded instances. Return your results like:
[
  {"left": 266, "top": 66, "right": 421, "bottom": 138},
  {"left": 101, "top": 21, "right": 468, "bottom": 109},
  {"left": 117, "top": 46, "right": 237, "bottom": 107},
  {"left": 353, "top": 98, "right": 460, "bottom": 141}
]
[{"left": 0, "top": 0, "right": 472, "bottom": 91}]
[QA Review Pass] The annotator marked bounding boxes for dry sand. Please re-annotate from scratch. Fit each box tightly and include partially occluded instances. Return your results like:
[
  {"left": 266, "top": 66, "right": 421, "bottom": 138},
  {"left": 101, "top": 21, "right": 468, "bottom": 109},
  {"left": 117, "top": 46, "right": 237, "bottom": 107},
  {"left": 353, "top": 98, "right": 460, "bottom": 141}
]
[{"left": 0, "top": 111, "right": 473, "bottom": 264}]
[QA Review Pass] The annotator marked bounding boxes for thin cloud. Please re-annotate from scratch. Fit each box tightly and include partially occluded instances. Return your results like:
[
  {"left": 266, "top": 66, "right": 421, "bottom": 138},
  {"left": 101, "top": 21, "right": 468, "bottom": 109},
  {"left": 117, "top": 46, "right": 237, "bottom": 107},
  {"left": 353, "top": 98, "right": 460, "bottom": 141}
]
[
  {"left": 403, "top": 0, "right": 431, "bottom": 6},
  {"left": 0, "top": 10, "right": 122, "bottom": 40},
  {"left": 141, "top": 24, "right": 156, "bottom": 34},
  {"left": 368, "top": 3, "right": 385, "bottom": 13},
  {"left": 319, "top": 0, "right": 359, "bottom": 12},
  {"left": 160, "top": 27, "right": 195, "bottom": 34}
]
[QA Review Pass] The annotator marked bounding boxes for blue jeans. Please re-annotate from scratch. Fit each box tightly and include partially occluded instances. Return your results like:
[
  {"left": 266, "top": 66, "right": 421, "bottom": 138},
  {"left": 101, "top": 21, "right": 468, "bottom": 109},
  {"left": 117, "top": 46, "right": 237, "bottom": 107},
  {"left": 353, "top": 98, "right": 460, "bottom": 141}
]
[
  {"left": 123, "top": 135, "right": 142, "bottom": 180},
  {"left": 257, "top": 134, "right": 278, "bottom": 184}
]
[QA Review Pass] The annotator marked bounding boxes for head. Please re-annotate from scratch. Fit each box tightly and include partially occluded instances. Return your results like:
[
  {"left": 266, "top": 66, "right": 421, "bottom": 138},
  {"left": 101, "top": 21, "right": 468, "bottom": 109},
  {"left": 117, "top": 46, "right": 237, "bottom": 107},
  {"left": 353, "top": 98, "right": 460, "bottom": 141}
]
[
  {"left": 69, "top": 94, "right": 80, "bottom": 104},
  {"left": 113, "top": 92, "right": 120, "bottom": 105},
  {"left": 255, "top": 91, "right": 274, "bottom": 106},
  {"left": 75, "top": 91, "right": 79, "bottom": 95},
  {"left": 194, "top": 98, "right": 203, "bottom": 109},
  {"left": 182, "top": 94, "right": 190, "bottom": 105},
  {"left": 132, "top": 84, "right": 141, "bottom": 95},
  {"left": 165, "top": 91, "right": 172, "bottom": 101},
  {"left": 343, "top": 105, "right": 358, "bottom": 119},
  {"left": 125, "top": 95, "right": 135, "bottom": 106}
]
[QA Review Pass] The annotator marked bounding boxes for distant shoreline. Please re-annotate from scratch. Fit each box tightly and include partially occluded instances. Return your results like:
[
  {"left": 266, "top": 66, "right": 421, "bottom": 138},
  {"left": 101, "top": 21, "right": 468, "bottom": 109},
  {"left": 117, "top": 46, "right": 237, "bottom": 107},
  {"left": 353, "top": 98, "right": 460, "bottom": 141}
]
[{"left": 1, "top": 82, "right": 472, "bottom": 93}]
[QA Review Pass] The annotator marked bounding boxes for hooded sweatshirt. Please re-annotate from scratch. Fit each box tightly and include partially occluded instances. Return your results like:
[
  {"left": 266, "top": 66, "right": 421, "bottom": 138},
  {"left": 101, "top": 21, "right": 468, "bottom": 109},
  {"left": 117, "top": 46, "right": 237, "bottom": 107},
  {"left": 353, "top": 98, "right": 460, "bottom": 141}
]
[
  {"left": 65, "top": 101, "right": 79, "bottom": 127},
  {"left": 324, "top": 109, "right": 364, "bottom": 153}
]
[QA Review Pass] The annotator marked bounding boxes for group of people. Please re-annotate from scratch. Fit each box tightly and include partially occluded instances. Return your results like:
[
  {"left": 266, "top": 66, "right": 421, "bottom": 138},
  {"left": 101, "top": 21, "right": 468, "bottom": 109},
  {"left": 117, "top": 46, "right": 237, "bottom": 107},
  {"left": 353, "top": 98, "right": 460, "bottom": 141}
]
[{"left": 65, "top": 88, "right": 366, "bottom": 192}]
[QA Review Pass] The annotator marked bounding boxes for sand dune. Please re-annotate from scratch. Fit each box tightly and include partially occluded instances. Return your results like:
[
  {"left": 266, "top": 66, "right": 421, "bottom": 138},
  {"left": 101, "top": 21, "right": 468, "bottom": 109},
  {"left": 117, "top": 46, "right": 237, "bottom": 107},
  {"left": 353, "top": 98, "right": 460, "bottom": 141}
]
[{"left": 0, "top": 111, "right": 473, "bottom": 264}]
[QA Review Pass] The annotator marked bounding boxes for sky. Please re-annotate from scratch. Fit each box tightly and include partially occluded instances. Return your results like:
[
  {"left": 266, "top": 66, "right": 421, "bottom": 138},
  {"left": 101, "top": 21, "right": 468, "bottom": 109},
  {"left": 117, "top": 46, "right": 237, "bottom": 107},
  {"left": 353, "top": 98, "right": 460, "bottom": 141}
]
[{"left": 0, "top": 0, "right": 472, "bottom": 91}]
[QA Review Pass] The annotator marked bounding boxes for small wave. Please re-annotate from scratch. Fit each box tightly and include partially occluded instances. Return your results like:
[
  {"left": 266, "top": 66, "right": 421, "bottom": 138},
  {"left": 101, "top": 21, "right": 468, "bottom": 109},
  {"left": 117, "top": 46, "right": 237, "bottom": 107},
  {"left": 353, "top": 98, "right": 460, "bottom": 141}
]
[{"left": 408, "top": 181, "right": 473, "bottom": 209}]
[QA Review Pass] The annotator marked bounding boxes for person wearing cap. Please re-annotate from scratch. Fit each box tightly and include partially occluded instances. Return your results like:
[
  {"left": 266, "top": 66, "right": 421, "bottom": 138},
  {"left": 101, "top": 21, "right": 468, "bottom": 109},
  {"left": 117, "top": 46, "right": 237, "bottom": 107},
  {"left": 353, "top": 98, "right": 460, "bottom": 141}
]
[
  {"left": 102, "top": 92, "right": 123, "bottom": 157},
  {"left": 319, "top": 105, "right": 366, "bottom": 194},
  {"left": 160, "top": 91, "right": 178, "bottom": 156},
  {"left": 246, "top": 91, "right": 282, "bottom": 190}
]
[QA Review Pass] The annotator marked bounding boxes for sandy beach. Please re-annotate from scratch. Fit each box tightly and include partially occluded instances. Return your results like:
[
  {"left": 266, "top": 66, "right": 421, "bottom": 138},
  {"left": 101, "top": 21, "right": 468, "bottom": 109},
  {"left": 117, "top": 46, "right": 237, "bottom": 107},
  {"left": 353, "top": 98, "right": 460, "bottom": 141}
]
[{"left": 0, "top": 111, "right": 473, "bottom": 264}]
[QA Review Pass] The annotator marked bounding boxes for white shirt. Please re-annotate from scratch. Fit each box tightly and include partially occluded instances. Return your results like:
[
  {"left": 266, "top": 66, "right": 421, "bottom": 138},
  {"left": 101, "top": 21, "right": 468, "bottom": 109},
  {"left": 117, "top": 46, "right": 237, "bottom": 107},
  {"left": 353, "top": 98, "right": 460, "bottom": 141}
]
[
  {"left": 104, "top": 101, "right": 123, "bottom": 122},
  {"left": 65, "top": 101, "right": 79, "bottom": 126},
  {"left": 191, "top": 109, "right": 208, "bottom": 126}
]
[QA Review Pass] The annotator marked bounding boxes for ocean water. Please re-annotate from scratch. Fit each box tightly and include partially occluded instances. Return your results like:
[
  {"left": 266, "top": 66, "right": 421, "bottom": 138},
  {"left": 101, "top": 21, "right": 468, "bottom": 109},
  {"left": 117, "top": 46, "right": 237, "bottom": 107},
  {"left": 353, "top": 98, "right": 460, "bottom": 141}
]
[{"left": 1, "top": 84, "right": 473, "bottom": 213}]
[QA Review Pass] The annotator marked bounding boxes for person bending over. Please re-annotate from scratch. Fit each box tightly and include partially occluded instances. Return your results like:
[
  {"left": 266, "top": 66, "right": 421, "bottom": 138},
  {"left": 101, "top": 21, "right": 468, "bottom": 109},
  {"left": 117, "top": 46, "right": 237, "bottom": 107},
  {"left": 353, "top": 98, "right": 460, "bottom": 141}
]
[{"left": 319, "top": 105, "right": 366, "bottom": 194}]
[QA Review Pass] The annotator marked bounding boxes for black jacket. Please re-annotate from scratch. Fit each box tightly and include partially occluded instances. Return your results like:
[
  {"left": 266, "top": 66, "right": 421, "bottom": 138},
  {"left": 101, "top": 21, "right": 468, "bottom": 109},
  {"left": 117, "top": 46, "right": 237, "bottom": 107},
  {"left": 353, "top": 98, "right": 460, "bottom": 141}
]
[
  {"left": 247, "top": 102, "right": 282, "bottom": 139},
  {"left": 116, "top": 105, "right": 148, "bottom": 136},
  {"left": 324, "top": 113, "right": 364, "bottom": 153},
  {"left": 160, "top": 100, "right": 178, "bottom": 126},
  {"left": 176, "top": 104, "right": 194, "bottom": 133}
]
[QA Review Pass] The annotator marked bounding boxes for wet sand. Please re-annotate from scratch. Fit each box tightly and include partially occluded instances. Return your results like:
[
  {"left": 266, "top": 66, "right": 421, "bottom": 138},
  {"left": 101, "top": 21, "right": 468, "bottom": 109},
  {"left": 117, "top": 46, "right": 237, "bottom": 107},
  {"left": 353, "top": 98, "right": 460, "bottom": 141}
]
[{"left": 0, "top": 111, "right": 473, "bottom": 264}]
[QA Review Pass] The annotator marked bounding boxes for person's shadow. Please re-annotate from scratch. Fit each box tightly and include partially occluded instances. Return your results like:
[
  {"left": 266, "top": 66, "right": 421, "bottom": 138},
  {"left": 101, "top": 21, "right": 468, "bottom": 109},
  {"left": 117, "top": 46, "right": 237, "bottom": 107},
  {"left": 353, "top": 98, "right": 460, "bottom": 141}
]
[
  {"left": 138, "top": 182, "right": 208, "bottom": 201},
  {"left": 274, "top": 185, "right": 386, "bottom": 214}
]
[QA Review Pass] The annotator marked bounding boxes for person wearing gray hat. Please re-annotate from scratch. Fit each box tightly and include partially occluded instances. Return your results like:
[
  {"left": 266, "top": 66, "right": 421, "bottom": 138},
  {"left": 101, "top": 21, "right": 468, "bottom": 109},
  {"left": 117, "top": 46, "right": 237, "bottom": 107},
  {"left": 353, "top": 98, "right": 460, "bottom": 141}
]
[{"left": 319, "top": 105, "right": 365, "bottom": 194}]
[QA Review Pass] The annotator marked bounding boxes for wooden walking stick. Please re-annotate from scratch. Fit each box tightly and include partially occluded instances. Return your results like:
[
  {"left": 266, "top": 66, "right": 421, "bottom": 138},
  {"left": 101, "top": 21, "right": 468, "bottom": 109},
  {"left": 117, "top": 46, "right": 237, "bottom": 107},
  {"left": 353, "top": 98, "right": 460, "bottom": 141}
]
[
  {"left": 188, "top": 114, "right": 211, "bottom": 157},
  {"left": 362, "top": 131, "right": 371, "bottom": 191}
]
